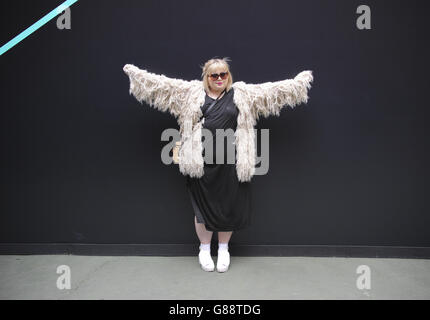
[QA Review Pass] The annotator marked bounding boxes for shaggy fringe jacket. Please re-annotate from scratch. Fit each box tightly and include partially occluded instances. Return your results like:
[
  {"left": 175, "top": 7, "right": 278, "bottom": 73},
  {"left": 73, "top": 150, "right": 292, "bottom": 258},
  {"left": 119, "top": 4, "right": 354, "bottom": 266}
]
[{"left": 123, "top": 64, "right": 314, "bottom": 182}]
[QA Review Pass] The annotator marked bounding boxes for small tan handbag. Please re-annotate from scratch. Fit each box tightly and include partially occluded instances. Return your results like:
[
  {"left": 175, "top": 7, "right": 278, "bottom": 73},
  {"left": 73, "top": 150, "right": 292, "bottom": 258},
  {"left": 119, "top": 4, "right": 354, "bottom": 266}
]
[{"left": 173, "top": 141, "right": 181, "bottom": 164}]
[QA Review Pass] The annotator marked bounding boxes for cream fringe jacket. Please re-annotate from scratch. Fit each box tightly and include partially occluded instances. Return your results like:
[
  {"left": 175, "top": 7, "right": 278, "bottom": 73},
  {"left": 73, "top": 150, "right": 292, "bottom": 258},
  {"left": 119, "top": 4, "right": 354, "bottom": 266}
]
[{"left": 123, "top": 64, "right": 314, "bottom": 182}]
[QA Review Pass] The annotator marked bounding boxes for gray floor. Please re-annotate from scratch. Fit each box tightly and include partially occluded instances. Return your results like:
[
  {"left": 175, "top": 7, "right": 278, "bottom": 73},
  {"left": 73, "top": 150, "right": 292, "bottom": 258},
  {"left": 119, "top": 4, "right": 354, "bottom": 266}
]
[{"left": 0, "top": 255, "right": 429, "bottom": 300}]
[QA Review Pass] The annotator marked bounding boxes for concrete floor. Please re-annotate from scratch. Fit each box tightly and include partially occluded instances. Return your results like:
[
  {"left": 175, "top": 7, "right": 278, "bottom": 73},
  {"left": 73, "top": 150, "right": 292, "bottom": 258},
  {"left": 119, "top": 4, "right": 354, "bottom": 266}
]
[{"left": 0, "top": 255, "right": 429, "bottom": 299}]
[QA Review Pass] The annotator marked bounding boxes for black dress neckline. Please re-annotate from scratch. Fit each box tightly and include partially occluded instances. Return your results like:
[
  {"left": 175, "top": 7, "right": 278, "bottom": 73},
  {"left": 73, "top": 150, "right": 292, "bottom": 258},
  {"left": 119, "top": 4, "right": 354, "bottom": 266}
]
[{"left": 205, "top": 88, "right": 231, "bottom": 101}]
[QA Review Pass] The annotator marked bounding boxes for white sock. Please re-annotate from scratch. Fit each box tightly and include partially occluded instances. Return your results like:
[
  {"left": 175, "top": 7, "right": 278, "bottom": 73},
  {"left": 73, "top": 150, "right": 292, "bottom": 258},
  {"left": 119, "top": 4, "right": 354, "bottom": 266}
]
[
  {"left": 199, "top": 243, "right": 211, "bottom": 252},
  {"left": 218, "top": 242, "right": 229, "bottom": 251}
]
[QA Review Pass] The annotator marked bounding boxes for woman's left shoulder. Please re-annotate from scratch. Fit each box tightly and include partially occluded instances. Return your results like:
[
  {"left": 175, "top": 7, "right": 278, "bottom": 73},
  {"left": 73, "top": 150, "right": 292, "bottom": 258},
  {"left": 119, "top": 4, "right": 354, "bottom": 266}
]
[{"left": 231, "top": 81, "right": 247, "bottom": 91}]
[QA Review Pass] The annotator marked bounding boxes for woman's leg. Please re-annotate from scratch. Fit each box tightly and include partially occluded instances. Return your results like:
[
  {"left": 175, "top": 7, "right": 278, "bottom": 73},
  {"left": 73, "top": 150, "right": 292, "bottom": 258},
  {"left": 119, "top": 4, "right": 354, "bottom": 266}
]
[
  {"left": 195, "top": 216, "right": 215, "bottom": 271},
  {"left": 194, "top": 216, "right": 213, "bottom": 244},
  {"left": 216, "top": 231, "right": 232, "bottom": 272},
  {"left": 218, "top": 231, "right": 233, "bottom": 244}
]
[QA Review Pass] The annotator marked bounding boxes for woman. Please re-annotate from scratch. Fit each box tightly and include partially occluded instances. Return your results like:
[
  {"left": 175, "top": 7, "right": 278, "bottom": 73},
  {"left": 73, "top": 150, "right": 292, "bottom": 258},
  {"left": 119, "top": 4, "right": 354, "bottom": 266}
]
[{"left": 123, "top": 57, "right": 314, "bottom": 273}]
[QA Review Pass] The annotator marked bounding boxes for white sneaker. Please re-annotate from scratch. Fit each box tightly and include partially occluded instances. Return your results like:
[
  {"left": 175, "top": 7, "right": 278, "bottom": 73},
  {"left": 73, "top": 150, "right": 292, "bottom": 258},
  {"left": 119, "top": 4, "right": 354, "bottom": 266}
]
[
  {"left": 216, "top": 250, "right": 230, "bottom": 272},
  {"left": 198, "top": 250, "right": 215, "bottom": 272}
]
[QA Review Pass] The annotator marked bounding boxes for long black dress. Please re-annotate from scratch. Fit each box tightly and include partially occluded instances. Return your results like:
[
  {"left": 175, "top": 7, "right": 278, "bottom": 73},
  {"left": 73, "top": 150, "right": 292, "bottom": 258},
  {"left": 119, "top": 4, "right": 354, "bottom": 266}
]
[{"left": 186, "top": 87, "right": 253, "bottom": 232}]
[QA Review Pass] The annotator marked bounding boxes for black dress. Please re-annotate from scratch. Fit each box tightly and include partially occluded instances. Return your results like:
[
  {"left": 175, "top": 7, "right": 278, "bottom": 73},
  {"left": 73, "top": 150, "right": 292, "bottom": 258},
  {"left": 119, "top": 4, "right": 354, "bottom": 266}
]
[{"left": 186, "top": 87, "right": 253, "bottom": 232}]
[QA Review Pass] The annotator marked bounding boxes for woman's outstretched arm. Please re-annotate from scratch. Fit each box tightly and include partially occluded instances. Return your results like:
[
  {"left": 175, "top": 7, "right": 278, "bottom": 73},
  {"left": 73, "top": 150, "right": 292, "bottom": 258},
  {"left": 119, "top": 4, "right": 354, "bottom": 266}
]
[
  {"left": 123, "top": 64, "right": 196, "bottom": 119},
  {"left": 234, "top": 70, "right": 314, "bottom": 120}
]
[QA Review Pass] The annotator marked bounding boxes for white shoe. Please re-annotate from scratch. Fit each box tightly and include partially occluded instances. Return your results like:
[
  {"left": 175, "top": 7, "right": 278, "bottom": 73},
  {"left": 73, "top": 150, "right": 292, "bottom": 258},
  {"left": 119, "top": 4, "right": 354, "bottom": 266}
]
[
  {"left": 216, "top": 250, "right": 230, "bottom": 272},
  {"left": 198, "top": 250, "right": 215, "bottom": 272}
]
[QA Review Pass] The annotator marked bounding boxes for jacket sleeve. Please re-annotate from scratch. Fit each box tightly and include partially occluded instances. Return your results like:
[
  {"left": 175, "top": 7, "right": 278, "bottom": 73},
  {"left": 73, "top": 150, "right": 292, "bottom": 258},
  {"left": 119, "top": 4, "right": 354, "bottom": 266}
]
[
  {"left": 123, "top": 64, "right": 195, "bottom": 119},
  {"left": 238, "top": 70, "right": 314, "bottom": 120}
]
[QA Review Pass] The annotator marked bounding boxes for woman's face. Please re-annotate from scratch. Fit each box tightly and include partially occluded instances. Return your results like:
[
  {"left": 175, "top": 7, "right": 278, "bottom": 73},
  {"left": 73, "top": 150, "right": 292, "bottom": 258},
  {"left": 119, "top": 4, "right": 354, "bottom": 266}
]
[{"left": 207, "top": 65, "right": 229, "bottom": 92}]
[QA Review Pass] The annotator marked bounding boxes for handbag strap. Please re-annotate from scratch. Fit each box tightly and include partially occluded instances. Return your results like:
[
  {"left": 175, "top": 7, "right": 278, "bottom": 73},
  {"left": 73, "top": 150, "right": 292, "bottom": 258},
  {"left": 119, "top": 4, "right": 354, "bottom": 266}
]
[{"left": 205, "top": 88, "right": 227, "bottom": 115}]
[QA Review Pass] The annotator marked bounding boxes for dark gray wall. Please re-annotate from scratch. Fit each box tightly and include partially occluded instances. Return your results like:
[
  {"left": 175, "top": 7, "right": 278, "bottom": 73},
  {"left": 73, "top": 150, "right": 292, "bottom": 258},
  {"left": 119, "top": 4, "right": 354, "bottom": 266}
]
[{"left": 0, "top": 0, "right": 429, "bottom": 255}]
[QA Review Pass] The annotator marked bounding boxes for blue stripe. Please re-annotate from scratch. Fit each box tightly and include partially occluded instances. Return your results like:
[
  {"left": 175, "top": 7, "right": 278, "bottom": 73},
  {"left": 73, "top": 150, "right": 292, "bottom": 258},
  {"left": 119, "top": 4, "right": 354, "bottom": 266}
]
[{"left": 0, "top": 0, "right": 79, "bottom": 56}]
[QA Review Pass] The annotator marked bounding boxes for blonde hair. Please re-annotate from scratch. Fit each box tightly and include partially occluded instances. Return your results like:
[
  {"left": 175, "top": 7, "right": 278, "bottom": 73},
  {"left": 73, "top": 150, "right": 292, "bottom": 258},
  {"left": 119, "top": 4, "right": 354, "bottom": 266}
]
[{"left": 200, "top": 57, "right": 233, "bottom": 94}]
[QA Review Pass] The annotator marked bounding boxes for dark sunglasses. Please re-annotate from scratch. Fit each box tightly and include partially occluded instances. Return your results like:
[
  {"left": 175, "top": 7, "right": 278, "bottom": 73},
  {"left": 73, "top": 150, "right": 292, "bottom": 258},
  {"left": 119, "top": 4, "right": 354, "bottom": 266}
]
[{"left": 209, "top": 72, "right": 229, "bottom": 80}]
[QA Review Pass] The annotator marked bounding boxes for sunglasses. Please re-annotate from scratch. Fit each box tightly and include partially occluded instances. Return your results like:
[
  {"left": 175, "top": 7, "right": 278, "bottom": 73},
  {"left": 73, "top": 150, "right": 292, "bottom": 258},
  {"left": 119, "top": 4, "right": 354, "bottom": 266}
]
[{"left": 209, "top": 72, "right": 229, "bottom": 81}]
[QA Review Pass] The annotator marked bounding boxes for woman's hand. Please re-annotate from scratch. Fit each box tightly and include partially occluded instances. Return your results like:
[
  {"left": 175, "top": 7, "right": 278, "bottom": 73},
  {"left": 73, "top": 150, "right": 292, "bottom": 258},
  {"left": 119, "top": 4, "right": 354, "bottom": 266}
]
[{"left": 294, "top": 70, "right": 314, "bottom": 89}]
